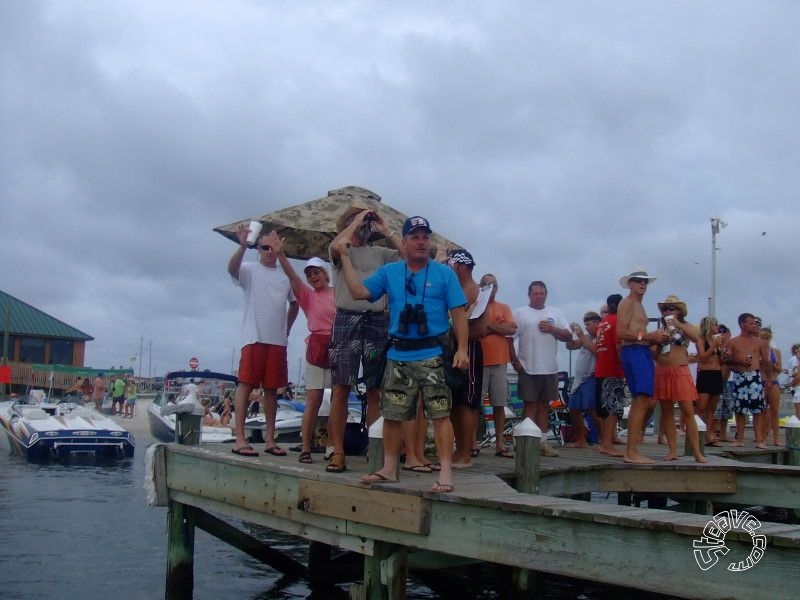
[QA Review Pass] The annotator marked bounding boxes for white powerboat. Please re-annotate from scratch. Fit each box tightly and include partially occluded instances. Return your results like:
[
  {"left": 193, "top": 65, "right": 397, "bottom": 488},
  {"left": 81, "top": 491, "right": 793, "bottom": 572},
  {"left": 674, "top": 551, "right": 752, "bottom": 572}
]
[
  {"left": 147, "top": 370, "right": 238, "bottom": 444},
  {"left": 0, "top": 392, "right": 135, "bottom": 461}
]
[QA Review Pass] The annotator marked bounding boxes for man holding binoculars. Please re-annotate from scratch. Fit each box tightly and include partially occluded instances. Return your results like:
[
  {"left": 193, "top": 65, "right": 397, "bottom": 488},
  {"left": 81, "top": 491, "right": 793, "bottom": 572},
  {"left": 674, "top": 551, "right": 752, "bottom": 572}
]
[{"left": 331, "top": 215, "right": 469, "bottom": 494}]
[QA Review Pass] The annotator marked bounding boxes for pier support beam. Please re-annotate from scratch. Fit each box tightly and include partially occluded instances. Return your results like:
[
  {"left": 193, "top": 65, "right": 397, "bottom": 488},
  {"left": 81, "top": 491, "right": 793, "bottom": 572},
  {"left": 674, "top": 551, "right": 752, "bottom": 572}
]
[
  {"left": 360, "top": 541, "right": 408, "bottom": 600},
  {"left": 786, "top": 418, "right": 800, "bottom": 518},
  {"left": 511, "top": 418, "right": 541, "bottom": 599},
  {"left": 165, "top": 500, "right": 196, "bottom": 600}
]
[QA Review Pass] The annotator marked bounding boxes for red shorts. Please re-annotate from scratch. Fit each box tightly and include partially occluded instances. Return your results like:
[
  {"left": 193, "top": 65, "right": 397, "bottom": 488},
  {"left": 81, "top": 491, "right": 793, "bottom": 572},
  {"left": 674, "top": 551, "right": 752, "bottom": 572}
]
[
  {"left": 654, "top": 364, "right": 698, "bottom": 402},
  {"left": 238, "top": 343, "right": 288, "bottom": 389}
]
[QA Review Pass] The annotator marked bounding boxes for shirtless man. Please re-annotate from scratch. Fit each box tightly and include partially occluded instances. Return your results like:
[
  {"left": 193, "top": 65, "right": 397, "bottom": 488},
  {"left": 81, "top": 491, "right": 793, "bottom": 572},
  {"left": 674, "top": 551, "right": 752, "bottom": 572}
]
[
  {"left": 446, "top": 249, "right": 488, "bottom": 468},
  {"left": 616, "top": 267, "right": 669, "bottom": 464},
  {"left": 724, "top": 313, "right": 772, "bottom": 448}
]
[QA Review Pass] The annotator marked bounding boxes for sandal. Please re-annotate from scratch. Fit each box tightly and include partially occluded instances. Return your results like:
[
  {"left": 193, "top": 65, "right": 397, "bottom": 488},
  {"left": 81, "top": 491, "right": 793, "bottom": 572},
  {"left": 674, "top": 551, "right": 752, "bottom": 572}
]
[
  {"left": 298, "top": 451, "right": 312, "bottom": 464},
  {"left": 470, "top": 448, "right": 480, "bottom": 458},
  {"left": 430, "top": 481, "right": 454, "bottom": 493},
  {"left": 325, "top": 452, "right": 347, "bottom": 473}
]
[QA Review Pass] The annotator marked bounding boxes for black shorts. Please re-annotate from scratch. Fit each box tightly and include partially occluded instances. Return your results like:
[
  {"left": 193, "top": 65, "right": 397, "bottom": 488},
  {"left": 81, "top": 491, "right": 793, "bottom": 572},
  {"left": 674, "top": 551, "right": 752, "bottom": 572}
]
[
  {"left": 696, "top": 370, "right": 723, "bottom": 395},
  {"left": 451, "top": 339, "right": 483, "bottom": 409}
]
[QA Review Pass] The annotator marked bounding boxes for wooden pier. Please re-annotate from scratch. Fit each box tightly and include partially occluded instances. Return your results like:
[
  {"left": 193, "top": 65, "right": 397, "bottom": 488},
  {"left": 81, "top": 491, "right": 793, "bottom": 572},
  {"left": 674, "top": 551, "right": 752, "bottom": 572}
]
[{"left": 146, "top": 418, "right": 800, "bottom": 599}]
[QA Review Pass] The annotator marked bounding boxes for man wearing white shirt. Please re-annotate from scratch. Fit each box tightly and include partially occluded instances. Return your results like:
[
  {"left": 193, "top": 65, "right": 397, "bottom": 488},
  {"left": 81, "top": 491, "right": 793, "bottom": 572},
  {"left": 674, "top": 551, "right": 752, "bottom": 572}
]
[
  {"left": 228, "top": 225, "right": 299, "bottom": 457},
  {"left": 511, "top": 280, "right": 572, "bottom": 457}
]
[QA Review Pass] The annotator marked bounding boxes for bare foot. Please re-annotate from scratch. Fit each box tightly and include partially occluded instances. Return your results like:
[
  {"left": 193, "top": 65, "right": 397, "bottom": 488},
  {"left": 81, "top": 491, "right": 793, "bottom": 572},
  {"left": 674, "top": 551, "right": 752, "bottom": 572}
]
[
  {"left": 694, "top": 454, "right": 709, "bottom": 463},
  {"left": 452, "top": 461, "right": 474, "bottom": 469},
  {"left": 623, "top": 453, "right": 655, "bottom": 465},
  {"left": 657, "top": 437, "right": 666, "bottom": 445},
  {"left": 598, "top": 447, "right": 624, "bottom": 457},
  {"left": 755, "top": 442, "right": 767, "bottom": 449},
  {"left": 729, "top": 441, "right": 744, "bottom": 447},
  {"left": 564, "top": 442, "right": 588, "bottom": 448},
  {"left": 662, "top": 453, "right": 678, "bottom": 461},
  {"left": 360, "top": 471, "right": 397, "bottom": 484}
]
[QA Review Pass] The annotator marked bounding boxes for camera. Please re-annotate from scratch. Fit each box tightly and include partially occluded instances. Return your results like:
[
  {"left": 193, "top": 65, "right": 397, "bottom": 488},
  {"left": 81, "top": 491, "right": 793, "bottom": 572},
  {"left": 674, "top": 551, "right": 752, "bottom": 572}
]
[
  {"left": 364, "top": 212, "right": 377, "bottom": 222},
  {"left": 397, "top": 303, "right": 428, "bottom": 335}
]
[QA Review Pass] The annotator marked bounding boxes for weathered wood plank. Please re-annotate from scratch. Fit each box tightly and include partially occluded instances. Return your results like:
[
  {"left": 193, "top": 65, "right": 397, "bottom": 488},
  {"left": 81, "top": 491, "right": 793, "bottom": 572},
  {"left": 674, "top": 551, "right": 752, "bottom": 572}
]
[
  {"left": 599, "top": 468, "right": 737, "bottom": 493},
  {"left": 298, "top": 479, "right": 431, "bottom": 535}
]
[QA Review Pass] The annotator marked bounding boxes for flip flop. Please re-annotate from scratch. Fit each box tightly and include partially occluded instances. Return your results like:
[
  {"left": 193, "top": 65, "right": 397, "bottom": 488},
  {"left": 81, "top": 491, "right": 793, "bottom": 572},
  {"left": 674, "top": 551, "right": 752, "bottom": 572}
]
[
  {"left": 361, "top": 472, "right": 397, "bottom": 484},
  {"left": 298, "top": 451, "right": 312, "bottom": 464},
  {"left": 430, "top": 481, "right": 454, "bottom": 493},
  {"left": 231, "top": 446, "right": 259, "bottom": 457},
  {"left": 470, "top": 448, "right": 480, "bottom": 457},
  {"left": 425, "top": 462, "right": 442, "bottom": 472},
  {"left": 704, "top": 440, "right": 723, "bottom": 447},
  {"left": 402, "top": 464, "right": 433, "bottom": 473},
  {"left": 264, "top": 446, "right": 287, "bottom": 456},
  {"left": 495, "top": 449, "right": 515, "bottom": 458}
]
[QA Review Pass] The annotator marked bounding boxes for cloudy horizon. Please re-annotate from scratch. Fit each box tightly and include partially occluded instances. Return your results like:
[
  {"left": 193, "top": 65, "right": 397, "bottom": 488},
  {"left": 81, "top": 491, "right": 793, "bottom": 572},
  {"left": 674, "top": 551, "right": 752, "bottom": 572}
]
[{"left": 2, "top": 1, "right": 797, "bottom": 380}]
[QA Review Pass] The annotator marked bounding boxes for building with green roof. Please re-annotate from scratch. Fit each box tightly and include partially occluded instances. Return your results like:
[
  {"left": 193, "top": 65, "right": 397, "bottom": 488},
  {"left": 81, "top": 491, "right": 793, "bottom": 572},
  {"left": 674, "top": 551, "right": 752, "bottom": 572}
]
[{"left": 1, "top": 289, "right": 93, "bottom": 367}]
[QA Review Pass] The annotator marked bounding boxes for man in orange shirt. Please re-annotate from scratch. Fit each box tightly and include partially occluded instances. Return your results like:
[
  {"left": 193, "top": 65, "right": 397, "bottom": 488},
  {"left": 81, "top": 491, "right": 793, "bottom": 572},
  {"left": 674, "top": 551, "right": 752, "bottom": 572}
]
[{"left": 478, "top": 274, "right": 517, "bottom": 457}]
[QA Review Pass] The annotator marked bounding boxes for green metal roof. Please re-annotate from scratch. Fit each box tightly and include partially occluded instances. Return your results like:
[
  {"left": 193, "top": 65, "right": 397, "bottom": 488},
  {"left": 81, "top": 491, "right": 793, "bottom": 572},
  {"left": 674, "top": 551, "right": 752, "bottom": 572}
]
[{"left": 0, "top": 290, "right": 93, "bottom": 341}]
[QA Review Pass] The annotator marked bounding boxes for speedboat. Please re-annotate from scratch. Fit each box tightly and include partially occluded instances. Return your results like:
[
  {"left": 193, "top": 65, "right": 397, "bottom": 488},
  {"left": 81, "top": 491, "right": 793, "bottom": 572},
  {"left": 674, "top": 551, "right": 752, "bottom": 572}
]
[
  {"left": 243, "top": 399, "right": 305, "bottom": 443},
  {"left": 243, "top": 390, "right": 364, "bottom": 444},
  {"left": 147, "top": 370, "right": 238, "bottom": 444},
  {"left": 0, "top": 393, "right": 135, "bottom": 461}
]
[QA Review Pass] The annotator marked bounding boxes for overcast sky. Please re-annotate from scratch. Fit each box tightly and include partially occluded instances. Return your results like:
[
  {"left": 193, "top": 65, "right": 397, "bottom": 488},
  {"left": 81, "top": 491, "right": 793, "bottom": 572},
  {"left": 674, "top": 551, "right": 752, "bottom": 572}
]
[{"left": 2, "top": 1, "right": 798, "bottom": 381}]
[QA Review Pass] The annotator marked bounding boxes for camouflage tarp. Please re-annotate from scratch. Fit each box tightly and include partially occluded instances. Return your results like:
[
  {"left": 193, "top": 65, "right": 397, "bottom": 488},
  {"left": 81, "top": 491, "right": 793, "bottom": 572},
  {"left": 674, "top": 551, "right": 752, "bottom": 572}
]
[{"left": 213, "top": 185, "right": 460, "bottom": 260}]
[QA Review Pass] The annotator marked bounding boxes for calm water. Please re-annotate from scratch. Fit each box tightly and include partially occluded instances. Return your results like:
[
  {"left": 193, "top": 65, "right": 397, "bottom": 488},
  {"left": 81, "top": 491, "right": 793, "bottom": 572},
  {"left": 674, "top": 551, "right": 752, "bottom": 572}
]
[{"left": 0, "top": 427, "right": 678, "bottom": 600}]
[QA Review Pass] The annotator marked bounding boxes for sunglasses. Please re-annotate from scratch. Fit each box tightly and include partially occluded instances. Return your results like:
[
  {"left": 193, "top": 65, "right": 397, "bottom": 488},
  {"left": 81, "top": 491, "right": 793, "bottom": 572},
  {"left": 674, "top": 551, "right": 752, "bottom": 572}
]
[
  {"left": 259, "top": 244, "right": 272, "bottom": 251},
  {"left": 406, "top": 273, "right": 417, "bottom": 296},
  {"left": 629, "top": 277, "right": 648, "bottom": 284},
  {"left": 661, "top": 306, "right": 678, "bottom": 312},
  {"left": 718, "top": 327, "right": 729, "bottom": 333}
]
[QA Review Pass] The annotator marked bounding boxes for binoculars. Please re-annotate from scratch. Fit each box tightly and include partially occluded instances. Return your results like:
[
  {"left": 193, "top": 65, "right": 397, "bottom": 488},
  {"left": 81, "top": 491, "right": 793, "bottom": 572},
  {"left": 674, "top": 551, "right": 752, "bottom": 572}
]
[{"left": 397, "top": 303, "right": 428, "bottom": 335}]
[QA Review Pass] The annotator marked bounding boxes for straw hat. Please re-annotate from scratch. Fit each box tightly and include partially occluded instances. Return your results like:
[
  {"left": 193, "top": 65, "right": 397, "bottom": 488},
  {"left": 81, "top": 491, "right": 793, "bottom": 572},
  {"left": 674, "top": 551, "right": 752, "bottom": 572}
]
[
  {"left": 619, "top": 266, "right": 657, "bottom": 288},
  {"left": 657, "top": 295, "right": 688, "bottom": 318}
]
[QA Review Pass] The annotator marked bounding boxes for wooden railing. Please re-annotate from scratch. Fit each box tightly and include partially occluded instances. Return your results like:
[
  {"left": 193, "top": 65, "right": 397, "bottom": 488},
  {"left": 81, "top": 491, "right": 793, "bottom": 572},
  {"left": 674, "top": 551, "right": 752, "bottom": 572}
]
[{"left": 2, "top": 362, "right": 158, "bottom": 395}]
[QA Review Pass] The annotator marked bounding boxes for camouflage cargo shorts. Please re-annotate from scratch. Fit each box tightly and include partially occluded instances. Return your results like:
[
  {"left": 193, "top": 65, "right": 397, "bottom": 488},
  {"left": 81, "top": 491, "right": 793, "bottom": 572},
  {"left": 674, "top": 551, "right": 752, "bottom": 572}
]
[{"left": 381, "top": 357, "right": 451, "bottom": 421}]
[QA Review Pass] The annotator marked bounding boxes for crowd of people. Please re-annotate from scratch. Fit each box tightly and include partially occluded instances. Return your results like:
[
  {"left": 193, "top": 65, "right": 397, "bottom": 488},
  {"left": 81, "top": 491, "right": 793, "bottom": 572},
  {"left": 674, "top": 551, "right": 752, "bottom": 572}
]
[
  {"left": 225, "top": 206, "right": 800, "bottom": 492},
  {"left": 64, "top": 373, "right": 139, "bottom": 417}
]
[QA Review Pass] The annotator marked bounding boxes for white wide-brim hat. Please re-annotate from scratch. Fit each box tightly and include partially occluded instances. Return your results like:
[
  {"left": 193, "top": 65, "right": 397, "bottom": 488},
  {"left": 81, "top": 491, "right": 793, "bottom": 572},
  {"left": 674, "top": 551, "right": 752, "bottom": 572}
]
[{"left": 619, "top": 267, "right": 657, "bottom": 288}]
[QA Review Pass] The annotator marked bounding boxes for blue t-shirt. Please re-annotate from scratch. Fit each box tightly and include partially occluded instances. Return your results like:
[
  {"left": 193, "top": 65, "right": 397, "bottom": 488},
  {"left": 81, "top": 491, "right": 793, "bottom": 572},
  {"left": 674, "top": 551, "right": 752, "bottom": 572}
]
[{"left": 363, "top": 260, "right": 467, "bottom": 361}]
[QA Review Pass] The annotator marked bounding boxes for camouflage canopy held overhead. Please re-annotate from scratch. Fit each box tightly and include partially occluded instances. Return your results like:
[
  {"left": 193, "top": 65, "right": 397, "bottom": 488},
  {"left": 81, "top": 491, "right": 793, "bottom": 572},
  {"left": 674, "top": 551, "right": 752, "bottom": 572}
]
[{"left": 214, "top": 185, "right": 459, "bottom": 260}]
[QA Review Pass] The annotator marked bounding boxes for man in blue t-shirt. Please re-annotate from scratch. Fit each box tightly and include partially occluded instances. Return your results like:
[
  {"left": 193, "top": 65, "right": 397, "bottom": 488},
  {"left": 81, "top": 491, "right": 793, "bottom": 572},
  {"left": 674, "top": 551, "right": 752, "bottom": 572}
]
[{"left": 332, "top": 215, "right": 468, "bottom": 493}]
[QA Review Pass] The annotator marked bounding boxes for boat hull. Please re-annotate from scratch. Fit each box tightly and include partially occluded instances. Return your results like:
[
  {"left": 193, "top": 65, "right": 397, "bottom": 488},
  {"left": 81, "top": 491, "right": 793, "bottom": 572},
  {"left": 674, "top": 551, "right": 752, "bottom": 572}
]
[{"left": 0, "top": 400, "right": 135, "bottom": 462}]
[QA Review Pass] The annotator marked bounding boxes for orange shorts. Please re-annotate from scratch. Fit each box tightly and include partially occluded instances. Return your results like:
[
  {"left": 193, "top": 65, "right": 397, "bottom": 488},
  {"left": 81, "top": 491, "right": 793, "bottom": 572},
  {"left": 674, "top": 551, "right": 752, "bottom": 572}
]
[
  {"left": 654, "top": 364, "right": 698, "bottom": 402},
  {"left": 238, "top": 343, "right": 288, "bottom": 390}
]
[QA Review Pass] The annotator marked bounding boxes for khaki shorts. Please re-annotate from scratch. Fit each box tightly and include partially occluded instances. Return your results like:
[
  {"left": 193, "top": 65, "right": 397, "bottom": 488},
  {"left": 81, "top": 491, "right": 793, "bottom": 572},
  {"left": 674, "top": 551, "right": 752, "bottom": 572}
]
[
  {"left": 518, "top": 372, "right": 558, "bottom": 404},
  {"left": 304, "top": 363, "right": 332, "bottom": 390},
  {"left": 381, "top": 357, "right": 451, "bottom": 421},
  {"left": 481, "top": 364, "right": 509, "bottom": 407}
]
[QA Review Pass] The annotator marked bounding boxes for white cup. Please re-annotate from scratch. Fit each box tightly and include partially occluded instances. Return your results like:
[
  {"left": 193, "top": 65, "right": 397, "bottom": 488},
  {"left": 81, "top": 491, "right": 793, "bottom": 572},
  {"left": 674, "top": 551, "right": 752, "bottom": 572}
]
[{"left": 246, "top": 221, "right": 263, "bottom": 245}]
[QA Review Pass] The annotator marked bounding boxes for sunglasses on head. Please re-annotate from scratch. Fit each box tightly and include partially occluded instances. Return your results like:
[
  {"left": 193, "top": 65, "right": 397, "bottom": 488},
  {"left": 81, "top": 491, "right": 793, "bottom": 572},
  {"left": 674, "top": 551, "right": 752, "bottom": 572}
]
[{"left": 629, "top": 277, "right": 648, "bottom": 284}]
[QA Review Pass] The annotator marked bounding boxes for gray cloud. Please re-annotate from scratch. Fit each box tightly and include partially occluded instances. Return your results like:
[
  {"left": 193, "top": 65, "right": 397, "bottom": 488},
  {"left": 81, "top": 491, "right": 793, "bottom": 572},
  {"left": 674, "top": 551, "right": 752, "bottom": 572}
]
[{"left": 2, "top": 1, "right": 798, "bottom": 378}]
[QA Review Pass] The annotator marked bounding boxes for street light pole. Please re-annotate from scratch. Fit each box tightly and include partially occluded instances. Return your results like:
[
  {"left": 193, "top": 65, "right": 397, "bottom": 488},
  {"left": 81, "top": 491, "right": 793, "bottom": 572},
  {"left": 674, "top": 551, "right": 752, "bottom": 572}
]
[{"left": 709, "top": 217, "right": 726, "bottom": 317}]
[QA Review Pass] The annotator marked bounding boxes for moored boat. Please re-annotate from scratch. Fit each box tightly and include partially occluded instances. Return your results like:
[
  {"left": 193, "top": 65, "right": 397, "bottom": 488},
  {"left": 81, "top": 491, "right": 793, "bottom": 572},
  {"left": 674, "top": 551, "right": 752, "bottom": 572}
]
[
  {"left": 0, "top": 394, "right": 135, "bottom": 461},
  {"left": 147, "top": 370, "right": 239, "bottom": 444}
]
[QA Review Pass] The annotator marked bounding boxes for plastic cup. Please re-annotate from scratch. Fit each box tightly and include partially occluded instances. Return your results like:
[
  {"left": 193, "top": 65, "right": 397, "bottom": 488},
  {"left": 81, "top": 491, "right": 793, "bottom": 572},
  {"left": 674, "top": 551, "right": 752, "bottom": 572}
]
[{"left": 246, "top": 221, "right": 263, "bottom": 245}]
